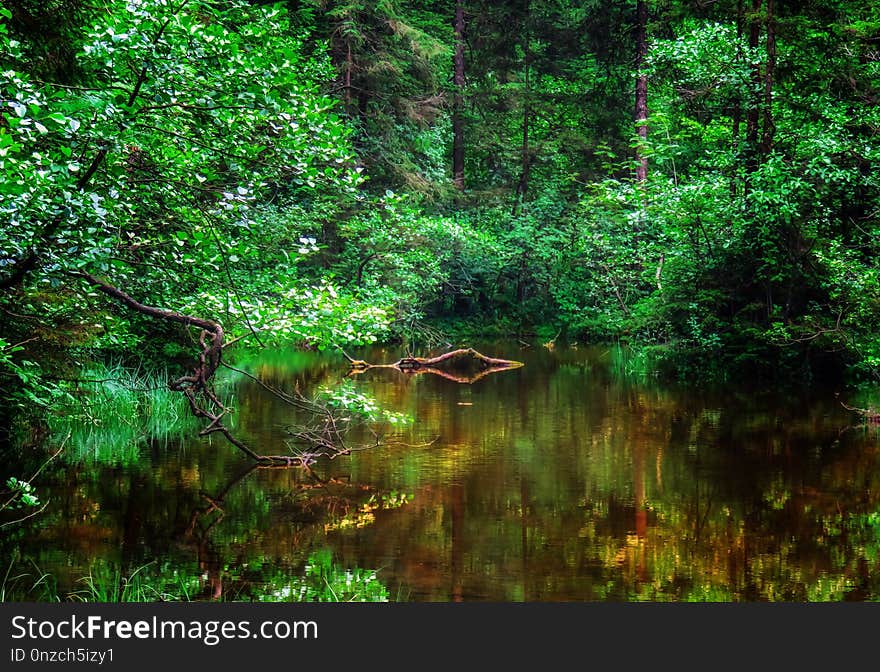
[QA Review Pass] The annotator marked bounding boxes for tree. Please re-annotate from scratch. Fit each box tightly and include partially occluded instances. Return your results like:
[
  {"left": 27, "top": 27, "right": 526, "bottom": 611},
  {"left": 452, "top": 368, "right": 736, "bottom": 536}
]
[
  {"left": 0, "top": 0, "right": 393, "bottom": 454},
  {"left": 745, "top": 0, "right": 762, "bottom": 177},
  {"left": 308, "top": 0, "right": 452, "bottom": 195},
  {"left": 760, "top": 0, "right": 775, "bottom": 156},
  {"left": 453, "top": 0, "right": 466, "bottom": 190},
  {"left": 634, "top": 0, "right": 648, "bottom": 183},
  {"left": 511, "top": 0, "right": 531, "bottom": 213}
]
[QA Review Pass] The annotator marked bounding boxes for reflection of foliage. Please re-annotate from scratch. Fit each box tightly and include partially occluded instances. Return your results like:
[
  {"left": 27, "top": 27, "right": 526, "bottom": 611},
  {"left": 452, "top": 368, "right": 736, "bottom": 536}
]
[
  {"left": 258, "top": 550, "right": 389, "bottom": 602},
  {"left": 280, "top": 378, "right": 416, "bottom": 463},
  {"left": 1, "top": 438, "right": 65, "bottom": 529},
  {"left": 324, "top": 491, "right": 413, "bottom": 533},
  {"left": 7, "top": 346, "right": 880, "bottom": 603},
  {"left": 330, "top": 345, "right": 880, "bottom": 602},
  {"left": 319, "top": 380, "right": 413, "bottom": 426}
]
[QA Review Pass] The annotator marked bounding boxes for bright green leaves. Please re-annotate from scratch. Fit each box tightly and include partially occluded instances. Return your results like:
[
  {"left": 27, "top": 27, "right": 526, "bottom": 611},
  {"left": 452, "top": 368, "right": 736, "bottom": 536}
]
[
  {"left": 285, "top": 282, "right": 393, "bottom": 348},
  {"left": 318, "top": 379, "right": 412, "bottom": 426},
  {"left": 1, "top": 0, "right": 361, "bottom": 281},
  {"left": 0, "top": 0, "right": 381, "bottom": 360},
  {"left": 649, "top": 21, "right": 751, "bottom": 101},
  {"left": 331, "top": 192, "right": 510, "bottom": 335},
  {"left": 0, "top": 337, "right": 72, "bottom": 408},
  {"left": 4, "top": 477, "right": 41, "bottom": 509}
]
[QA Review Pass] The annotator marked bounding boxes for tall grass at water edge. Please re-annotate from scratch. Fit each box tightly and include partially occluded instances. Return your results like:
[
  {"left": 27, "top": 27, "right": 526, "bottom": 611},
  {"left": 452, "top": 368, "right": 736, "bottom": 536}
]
[{"left": 46, "top": 362, "right": 217, "bottom": 465}]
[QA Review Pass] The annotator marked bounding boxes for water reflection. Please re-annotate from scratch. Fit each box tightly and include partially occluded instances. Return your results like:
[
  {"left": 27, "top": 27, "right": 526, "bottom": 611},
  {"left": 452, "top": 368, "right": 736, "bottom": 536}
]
[{"left": 4, "top": 343, "right": 880, "bottom": 601}]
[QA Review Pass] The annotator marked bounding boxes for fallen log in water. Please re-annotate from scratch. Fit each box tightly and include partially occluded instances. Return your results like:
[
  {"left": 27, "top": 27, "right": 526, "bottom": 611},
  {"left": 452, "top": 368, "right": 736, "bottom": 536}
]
[
  {"left": 836, "top": 394, "right": 880, "bottom": 424},
  {"left": 342, "top": 347, "right": 523, "bottom": 383}
]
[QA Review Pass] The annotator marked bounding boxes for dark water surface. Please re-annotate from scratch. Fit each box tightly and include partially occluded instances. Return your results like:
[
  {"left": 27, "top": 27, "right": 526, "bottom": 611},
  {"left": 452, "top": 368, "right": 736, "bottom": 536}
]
[{"left": 7, "top": 344, "right": 880, "bottom": 601}]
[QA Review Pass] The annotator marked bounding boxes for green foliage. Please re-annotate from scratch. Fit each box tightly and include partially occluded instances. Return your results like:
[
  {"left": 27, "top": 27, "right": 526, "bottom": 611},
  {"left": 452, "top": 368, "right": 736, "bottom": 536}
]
[
  {"left": 0, "top": 0, "right": 397, "bottom": 415},
  {"left": 0, "top": 337, "right": 69, "bottom": 407},
  {"left": 71, "top": 561, "right": 198, "bottom": 602},
  {"left": 0, "top": 552, "right": 58, "bottom": 602},
  {"left": 523, "top": 5, "right": 880, "bottom": 382},
  {"left": 0, "top": 553, "right": 389, "bottom": 602},
  {"left": 319, "top": 379, "right": 412, "bottom": 425},
  {"left": 259, "top": 550, "right": 389, "bottom": 602},
  {"left": 3, "top": 477, "right": 41, "bottom": 509},
  {"left": 1, "top": 1, "right": 359, "bottom": 278},
  {"left": 2, "top": 0, "right": 880, "bottom": 405},
  {"left": 309, "top": 0, "right": 453, "bottom": 193},
  {"left": 5, "top": 0, "right": 880, "bottom": 609}
]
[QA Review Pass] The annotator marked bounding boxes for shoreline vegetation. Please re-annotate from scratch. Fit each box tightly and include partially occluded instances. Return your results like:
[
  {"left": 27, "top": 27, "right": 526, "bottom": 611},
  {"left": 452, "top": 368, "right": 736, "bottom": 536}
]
[{"left": 2, "top": 552, "right": 392, "bottom": 603}]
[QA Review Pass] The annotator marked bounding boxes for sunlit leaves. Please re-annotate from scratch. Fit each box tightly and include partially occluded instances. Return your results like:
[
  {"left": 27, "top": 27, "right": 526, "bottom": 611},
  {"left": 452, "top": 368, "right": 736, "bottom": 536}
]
[
  {"left": 1, "top": 0, "right": 360, "bottom": 277},
  {"left": 649, "top": 21, "right": 752, "bottom": 100}
]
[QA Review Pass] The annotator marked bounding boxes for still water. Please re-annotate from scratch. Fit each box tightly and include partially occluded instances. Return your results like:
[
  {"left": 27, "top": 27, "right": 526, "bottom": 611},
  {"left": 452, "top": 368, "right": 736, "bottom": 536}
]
[{"left": 6, "top": 343, "right": 880, "bottom": 601}]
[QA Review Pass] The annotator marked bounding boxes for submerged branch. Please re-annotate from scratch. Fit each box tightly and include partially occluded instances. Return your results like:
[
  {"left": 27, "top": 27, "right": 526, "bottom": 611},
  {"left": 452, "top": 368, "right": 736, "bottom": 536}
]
[{"left": 0, "top": 501, "right": 50, "bottom": 529}]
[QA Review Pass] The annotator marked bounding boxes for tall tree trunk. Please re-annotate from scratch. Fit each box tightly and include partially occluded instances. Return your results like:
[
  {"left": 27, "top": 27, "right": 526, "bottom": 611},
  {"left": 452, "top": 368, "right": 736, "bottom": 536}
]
[
  {"left": 634, "top": 0, "right": 648, "bottom": 183},
  {"left": 452, "top": 0, "right": 465, "bottom": 191},
  {"left": 513, "top": 0, "right": 531, "bottom": 215},
  {"left": 745, "top": 0, "right": 762, "bottom": 177},
  {"left": 731, "top": 0, "right": 743, "bottom": 198},
  {"left": 345, "top": 41, "right": 352, "bottom": 110},
  {"left": 761, "top": 0, "right": 775, "bottom": 156}
]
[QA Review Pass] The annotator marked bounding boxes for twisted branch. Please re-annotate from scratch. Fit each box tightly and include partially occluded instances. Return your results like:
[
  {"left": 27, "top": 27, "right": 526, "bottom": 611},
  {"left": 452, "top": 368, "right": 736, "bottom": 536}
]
[{"left": 74, "top": 271, "right": 298, "bottom": 463}]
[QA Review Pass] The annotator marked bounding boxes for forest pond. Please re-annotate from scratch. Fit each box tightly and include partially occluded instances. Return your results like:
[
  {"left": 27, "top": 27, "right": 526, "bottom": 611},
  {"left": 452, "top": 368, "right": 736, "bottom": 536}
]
[{"left": 6, "top": 343, "right": 880, "bottom": 602}]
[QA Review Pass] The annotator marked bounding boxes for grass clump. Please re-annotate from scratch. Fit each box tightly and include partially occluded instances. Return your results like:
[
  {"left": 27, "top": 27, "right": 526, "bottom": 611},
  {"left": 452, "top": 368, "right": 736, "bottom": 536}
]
[{"left": 46, "top": 361, "right": 203, "bottom": 465}]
